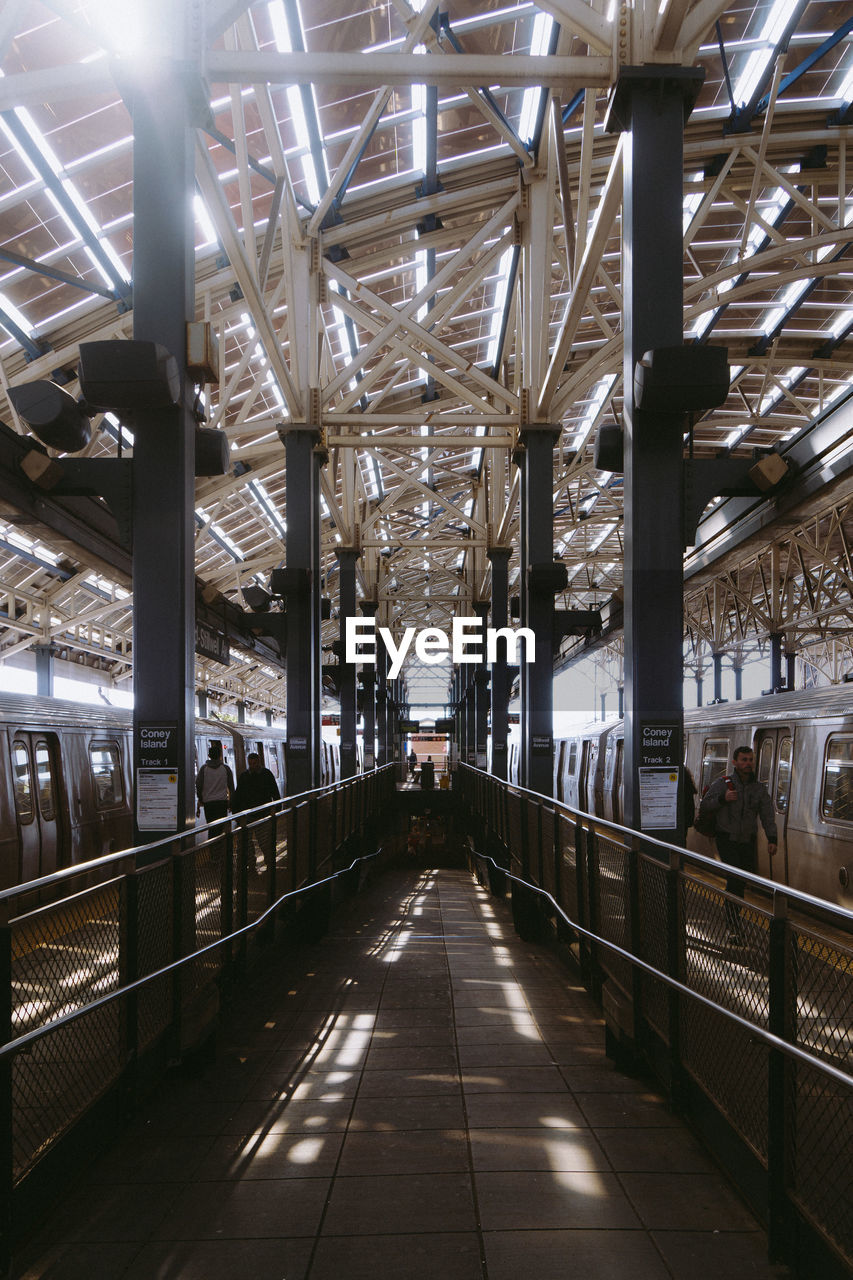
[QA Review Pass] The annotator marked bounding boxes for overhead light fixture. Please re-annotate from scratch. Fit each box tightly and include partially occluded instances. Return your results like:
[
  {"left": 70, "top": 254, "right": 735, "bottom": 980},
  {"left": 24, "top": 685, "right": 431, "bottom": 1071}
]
[{"left": 8, "top": 381, "right": 92, "bottom": 453}]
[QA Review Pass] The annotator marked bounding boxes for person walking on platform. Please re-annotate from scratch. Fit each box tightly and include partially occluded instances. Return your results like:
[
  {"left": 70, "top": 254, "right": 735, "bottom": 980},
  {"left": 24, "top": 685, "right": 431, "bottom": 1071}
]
[
  {"left": 234, "top": 752, "right": 280, "bottom": 812},
  {"left": 234, "top": 752, "right": 280, "bottom": 874},
  {"left": 419, "top": 755, "right": 435, "bottom": 790},
  {"left": 195, "top": 743, "right": 234, "bottom": 824},
  {"left": 697, "top": 745, "right": 777, "bottom": 945}
]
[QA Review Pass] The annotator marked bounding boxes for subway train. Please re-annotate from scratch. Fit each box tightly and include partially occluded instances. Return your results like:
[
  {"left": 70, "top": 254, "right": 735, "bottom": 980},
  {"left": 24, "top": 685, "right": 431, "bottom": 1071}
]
[
  {"left": 509, "top": 685, "right": 853, "bottom": 909},
  {"left": 0, "top": 692, "right": 346, "bottom": 891}
]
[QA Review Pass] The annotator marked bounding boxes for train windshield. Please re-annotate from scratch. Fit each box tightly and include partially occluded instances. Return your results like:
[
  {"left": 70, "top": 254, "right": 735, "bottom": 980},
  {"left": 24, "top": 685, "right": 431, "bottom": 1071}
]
[{"left": 822, "top": 737, "right": 853, "bottom": 821}]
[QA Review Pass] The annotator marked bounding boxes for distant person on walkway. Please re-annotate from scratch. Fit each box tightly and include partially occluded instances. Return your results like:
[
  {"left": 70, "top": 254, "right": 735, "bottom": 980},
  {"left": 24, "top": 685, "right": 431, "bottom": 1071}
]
[
  {"left": 195, "top": 743, "right": 234, "bottom": 823},
  {"left": 408, "top": 749, "right": 417, "bottom": 777},
  {"left": 419, "top": 755, "right": 435, "bottom": 790},
  {"left": 697, "top": 745, "right": 777, "bottom": 944},
  {"left": 235, "top": 752, "right": 280, "bottom": 812}
]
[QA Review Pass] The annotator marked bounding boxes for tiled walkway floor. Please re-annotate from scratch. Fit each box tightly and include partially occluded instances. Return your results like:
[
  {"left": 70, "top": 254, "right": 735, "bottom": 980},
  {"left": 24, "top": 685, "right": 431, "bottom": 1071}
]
[{"left": 14, "top": 868, "right": 788, "bottom": 1279}]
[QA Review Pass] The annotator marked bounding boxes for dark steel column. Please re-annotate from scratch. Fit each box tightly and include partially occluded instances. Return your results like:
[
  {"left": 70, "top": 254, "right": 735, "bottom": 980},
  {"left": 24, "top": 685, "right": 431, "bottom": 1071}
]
[
  {"left": 474, "top": 602, "right": 490, "bottom": 769},
  {"left": 713, "top": 651, "right": 725, "bottom": 702},
  {"left": 130, "top": 36, "right": 199, "bottom": 843},
  {"left": 610, "top": 68, "right": 702, "bottom": 840},
  {"left": 785, "top": 649, "right": 796, "bottom": 692},
  {"left": 360, "top": 600, "right": 377, "bottom": 769},
  {"left": 376, "top": 647, "right": 388, "bottom": 766},
  {"left": 488, "top": 546, "right": 511, "bottom": 779},
  {"left": 336, "top": 546, "right": 359, "bottom": 778},
  {"left": 282, "top": 426, "right": 322, "bottom": 795},
  {"left": 197, "top": 691, "right": 208, "bottom": 719},
  {"left": 770, "top": 631, "right": 784, "bottom": 692},
  {"left": 518, "top": 424, "right": 560, "bottom": 797}
]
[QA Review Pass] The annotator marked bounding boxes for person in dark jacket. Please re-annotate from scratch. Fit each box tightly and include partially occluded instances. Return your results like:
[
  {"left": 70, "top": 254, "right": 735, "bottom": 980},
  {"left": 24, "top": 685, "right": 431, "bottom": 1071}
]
[
  {"left": 419, "top": 755, "right": 435, "bottom": 790},
  {"left": 234, "top": 752, "right": 280, "bottom": 811},
  {"left": 697, "top": 745, "right": 777, "bottom": 943},
  {"left": 234, "top": 753, "right": 280, "bottom": 875}
]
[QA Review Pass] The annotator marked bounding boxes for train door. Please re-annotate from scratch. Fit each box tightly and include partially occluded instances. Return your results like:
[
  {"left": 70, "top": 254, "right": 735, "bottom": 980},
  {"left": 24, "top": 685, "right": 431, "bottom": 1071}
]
[
  {"left": 13, "top": 733, "right": 65, "bottom": 882},
  {"left": 577, "top": 740, "right": 590, "bottom": 813},
  {"left": 754, "top": 727, "right": 792, "bottom": 883}
]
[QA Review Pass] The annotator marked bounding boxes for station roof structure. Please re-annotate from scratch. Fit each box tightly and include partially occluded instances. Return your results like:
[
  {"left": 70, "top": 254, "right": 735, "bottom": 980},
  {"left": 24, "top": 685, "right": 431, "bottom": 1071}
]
[{"left": 1, "top": 0, "right": 852, "bottom": 714}]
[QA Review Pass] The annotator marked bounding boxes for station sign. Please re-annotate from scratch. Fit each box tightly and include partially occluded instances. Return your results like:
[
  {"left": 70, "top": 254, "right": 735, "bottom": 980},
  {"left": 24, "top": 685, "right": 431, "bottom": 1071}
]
[
  {"left": 399, "top": 719, "right": 420, "bottom": 733},
  {"left": 196, "top": 620, "right": 230, "bottom": 666},
  {"left": 434, "top": 718, "right": 454, "bottom": 733}
]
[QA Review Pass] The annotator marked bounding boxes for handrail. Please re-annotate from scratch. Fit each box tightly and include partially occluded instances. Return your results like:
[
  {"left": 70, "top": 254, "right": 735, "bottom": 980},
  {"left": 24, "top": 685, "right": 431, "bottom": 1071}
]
[
  {"left": 0, "top": 763, "right": 395, "bottom": 904},
  {"left": 458, "top": 762, "right": 853, "bottom": 927}
]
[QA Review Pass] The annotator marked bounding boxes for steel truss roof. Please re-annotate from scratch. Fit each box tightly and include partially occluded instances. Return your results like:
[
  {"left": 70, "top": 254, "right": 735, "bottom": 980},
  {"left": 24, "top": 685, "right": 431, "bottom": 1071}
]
[{"left": 1, "top": 0, "right": 853, "bottom": 713}]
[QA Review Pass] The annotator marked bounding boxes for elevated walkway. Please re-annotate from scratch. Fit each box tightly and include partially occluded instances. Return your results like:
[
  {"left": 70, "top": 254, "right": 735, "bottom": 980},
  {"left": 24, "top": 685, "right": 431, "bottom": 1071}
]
[{"left": 13, "top": 866, "right": 786, "bottom": 1280}]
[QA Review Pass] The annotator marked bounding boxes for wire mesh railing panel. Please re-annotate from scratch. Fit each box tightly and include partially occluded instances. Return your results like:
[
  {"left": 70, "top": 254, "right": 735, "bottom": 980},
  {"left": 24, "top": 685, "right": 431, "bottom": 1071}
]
[
  {"left": 13, "top": 1001, "right": 122, "bottom": 1182},
  {"left": 639, "top": 855, "right": 670, "bottom": 1041},
  {"left": 134, "top": 863, "right": 173, "bottom": 1051},
  {"left": 276, "top": 808, "right": 293, "bottom": 890},
  {"left": 791, "top": 1058, "right": 853, "bottom": 1270},
  {"left": 506, "top": 792, "right": 523, "bottom": 875},
  {"left": 557, "top": 814, "right": 579, "bottom": 922},
  {"left": 12, "top": 882, "right": 121, "bottom": 1037},
  {"left": 193, "top": 836, "right": 224, "bottom": 955},
  {"left": 682, "top": 997, "right": 769, "bottom": 1160},
  {"left": 593, "top": 835, "right": 632, "bottom": 993},
  {"left": 792, "top": 928, "right": 853, "bottom": 1069},
  {"left": 540, "top": 807, "right": 556, "bottom": 901},
  {"left": 316, "top": 796, "right": 333, "bottom": 877},
  {"left": 682, "top": 876, "right": 772, "bottom": 1028}
]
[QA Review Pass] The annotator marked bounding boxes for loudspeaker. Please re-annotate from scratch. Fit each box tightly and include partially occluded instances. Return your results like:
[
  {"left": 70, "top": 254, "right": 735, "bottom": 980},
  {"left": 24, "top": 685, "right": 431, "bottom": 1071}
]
[{"left": 634, "top": 345, "right": 729, "bottom": 413}]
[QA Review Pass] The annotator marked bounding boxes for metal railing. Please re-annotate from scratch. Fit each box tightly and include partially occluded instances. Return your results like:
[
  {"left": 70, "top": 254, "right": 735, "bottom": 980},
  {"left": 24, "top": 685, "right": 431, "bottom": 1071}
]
[
  {"left": 0, "top": 765, "right": 396, "bottom": 1268},
  {"left": 458, "top": 764, "right": 853, "bottom": 1280}
]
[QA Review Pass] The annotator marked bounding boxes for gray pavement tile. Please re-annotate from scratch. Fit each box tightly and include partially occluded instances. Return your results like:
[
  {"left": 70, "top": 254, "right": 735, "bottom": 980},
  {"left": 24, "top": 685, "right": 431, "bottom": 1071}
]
[
  {"left": 337, "top": 1127, "right": 469, "bottom": 1176},
  {"left": 575, "top": 1091, "right": 683, "bottom": 1128},
  {"left": 463, "top": 1091, "right": 585, "bottom": 1129},
  {"left": 596, "top": 1126, "right": 716, "bottom": 1173},
  {"left": 482, "top": 1228, "right": 672, "bottom": 1280},
  {"left": 310, "top": 1232, "right": 484, "bottom": 1280},
  {"left": 153, "top": 1177, "right": 329, "bottom": 1240},
  {"left": 122, "top": 1239, "right": 315, "bottom": 1280},
  {"left": 621, "top": 1172, "right": 763, "bottom": 1232},
  {"left": 364, "top": 1044, "right": 458, "bottom": 1071},
  {"left": 348, "top": 1093, "right": 466, "bottom": 1131},
  {"left": 461, "top": 1065, "right": 570, "bottom": 1093},
  {"left": 12, "top": 1243, "right": 141, "bottom": 1280},
  {"left": 322, "top": 1172, "right": 477, "bottom": 1235},
  {"left": 468, "top": 1126, "right": 609, "bottom": 1172},
  {"left": 475, "top": 1169, "right": 642, "bottom": 1230},
  {"left": 651, "top": 1229, "right": 792, "bottom": 1278},
  {"left": 356, "top": 1068, "right": 462, "bottom": 1097},
  {"left": 218, "top": 1096, "right": 353, "bottom": 1135},
  {"left": 457, "top": 1042, "right": 553, "bottom": 1068},
  {"left": 192, "top": 1129, "right": 345, "bottom": 1180}
]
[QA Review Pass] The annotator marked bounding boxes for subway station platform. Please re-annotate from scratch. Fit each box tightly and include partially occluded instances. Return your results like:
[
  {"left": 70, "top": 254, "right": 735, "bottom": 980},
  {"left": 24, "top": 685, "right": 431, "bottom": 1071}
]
[{"left": 13, "top": 867, "right": 789, "bottom": 1280}]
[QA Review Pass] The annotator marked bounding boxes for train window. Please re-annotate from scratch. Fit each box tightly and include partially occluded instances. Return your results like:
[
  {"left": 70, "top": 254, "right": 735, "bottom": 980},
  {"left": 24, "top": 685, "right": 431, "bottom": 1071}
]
[
  {"left": 775, "top": 737, "right": 792, "bottom": 813},
  {"left": 821, "top": 738, "right": 853, "bottom": 822},
  {"left": 34, "top": 741, "right": 56, "bottom": 821},
  {"left": 568, "top": 742, "right": 578, "bottom": 774},
  {"left": 757, "top": 739, "right": 773, "bottom": 788},
  {"left": 89, "top": 743, "right": 124, "bottom": 808},
  {"left": 12, "top": 742, "right": 33, "bottom": 823},
  {"left": 701, "top": 739, "right": 730, "bottom": 792}
]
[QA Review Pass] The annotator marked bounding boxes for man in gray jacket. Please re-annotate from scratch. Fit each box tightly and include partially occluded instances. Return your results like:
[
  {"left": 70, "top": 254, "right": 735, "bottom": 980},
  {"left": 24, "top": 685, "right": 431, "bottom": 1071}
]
[{"left": 698, "top": 745, "right": 777, "bottom": 944}]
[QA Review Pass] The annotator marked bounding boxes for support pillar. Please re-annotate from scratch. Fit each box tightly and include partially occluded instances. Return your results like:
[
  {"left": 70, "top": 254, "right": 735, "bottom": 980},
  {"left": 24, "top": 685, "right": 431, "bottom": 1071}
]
[
  {"left": 280, "top": 426, "right": 323, "bottom": 795},
  {"left": 236, "top": 700, "right": 246, "bottom": 725},
  {"left": 377, "top": 648, "right": 388, "bottom": 766},
  {"left": 336, "top": 547, "right": 359, "bottom": 778},
  {"left": 129, "top": 21, "right": 200, "bottom": 844},
  {"left": 770, "top": 632, "right": 784, "bottom": 693},
  {"left": 713, "top": 651, "right": 725, "bottom": 703},
  {"left": 474, "top": 602, "right": 490, "bottom": 769},
  {"left": 487, "top": 547, "right": 511, "bottom": 779},
  {"left": 786, "top": 649, "right": 796, "bottom": 692},
  {"left": 360, "top": 600, "right": 377, "bottom": 769},
  {"left": 734, "top": 662, "right": 744, "bottom": 701},
  {"left": 34, "top": 643, "right": 56, "bottom": 698},
  {"left": 517, "top": 424, "right": 561, "bottom": 797},
  {"left": 197, "top": 691, "right": 208, "bottom": 720},
  {"left": 600, "top": 692, "right": 607, "bottom": 721},
  {"left": 695, "top": 673, "right": 703, "bottom": 707},
  {"left": 609, "top": 67, "right": 703, "bottom": 841}
]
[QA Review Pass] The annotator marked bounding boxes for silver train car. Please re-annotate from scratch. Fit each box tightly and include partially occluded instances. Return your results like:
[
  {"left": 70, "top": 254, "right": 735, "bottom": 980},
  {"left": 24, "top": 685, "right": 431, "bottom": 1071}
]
[
  {"left": 525, "top": 686, "right": 853, "bottom": 909},
  {"left": 0, "top": 692, "right": 348, "bottom": 891}
]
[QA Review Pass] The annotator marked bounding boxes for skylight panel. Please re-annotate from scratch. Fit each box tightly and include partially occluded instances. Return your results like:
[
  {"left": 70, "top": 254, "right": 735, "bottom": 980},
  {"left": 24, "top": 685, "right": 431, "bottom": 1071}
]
[
  {"left": 517, "top": 13, "right": 553, "bottom": 145},
  {"left": 731, "top": 0, "right": 802, "bottom": 106}
]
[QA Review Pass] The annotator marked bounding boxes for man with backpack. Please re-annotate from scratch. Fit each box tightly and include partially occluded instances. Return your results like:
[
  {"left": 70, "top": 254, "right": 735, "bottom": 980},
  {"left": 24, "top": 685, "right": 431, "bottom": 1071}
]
[{"left": 697, "top": 745, "right": 777, "bottom": 944}]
